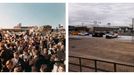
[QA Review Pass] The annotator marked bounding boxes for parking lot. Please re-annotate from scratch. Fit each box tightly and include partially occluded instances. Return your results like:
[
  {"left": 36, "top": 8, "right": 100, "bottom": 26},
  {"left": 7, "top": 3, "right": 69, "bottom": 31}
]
[
  {"left": 69, "top": 35, "right": 134, "bottom": 71},
  {"left": 69, "top": 35, "right": 134, "bottom": 66}
]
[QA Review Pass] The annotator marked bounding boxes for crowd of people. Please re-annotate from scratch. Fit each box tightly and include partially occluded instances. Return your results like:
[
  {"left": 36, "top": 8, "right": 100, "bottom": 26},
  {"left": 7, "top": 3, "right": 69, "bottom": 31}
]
[{"left": 0, "top": 28, "right": 65, "bottom": 72}]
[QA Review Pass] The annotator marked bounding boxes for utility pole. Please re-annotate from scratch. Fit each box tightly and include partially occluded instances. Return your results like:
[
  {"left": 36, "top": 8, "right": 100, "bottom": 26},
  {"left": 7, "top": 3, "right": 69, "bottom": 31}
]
[
  {"left": 132, "top": 18, "right": 134, "bottom": 42},
  {"left": 81, "top": 22, "right": 84, "bottom": 27},
  {"left": 81, "top": 22, "right": 84, "bottom": 32}
]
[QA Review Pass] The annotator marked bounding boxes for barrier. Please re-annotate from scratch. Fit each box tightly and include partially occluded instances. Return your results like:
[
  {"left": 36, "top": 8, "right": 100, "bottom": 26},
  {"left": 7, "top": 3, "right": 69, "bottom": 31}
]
[{"left": 69, "top": 56, "right": 134, "bottom": 72}]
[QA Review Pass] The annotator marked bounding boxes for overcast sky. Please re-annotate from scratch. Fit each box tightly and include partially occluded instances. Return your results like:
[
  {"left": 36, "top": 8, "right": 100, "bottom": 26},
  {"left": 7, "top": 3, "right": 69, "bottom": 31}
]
[
  {"left": 0, "top": 3, "right": 65, "bottom": 29},
  {"left": 69, "top": 3, "right": 134, "bottom": 26}
]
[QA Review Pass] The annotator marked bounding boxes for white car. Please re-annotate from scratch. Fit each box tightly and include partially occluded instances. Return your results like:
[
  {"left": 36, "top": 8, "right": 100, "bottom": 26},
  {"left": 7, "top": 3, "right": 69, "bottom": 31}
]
[
  {"left": 78, "top": 32, "right": 89, "bottom": 36},
  {"left": 106, "top": 32, "right": 118, "bottom": 39}
]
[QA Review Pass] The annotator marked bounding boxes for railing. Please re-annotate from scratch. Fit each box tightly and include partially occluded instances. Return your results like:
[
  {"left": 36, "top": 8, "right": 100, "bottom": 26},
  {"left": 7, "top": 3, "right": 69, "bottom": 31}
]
[{"left": 69, "top": 56, "right": 134, "bottom": 72}]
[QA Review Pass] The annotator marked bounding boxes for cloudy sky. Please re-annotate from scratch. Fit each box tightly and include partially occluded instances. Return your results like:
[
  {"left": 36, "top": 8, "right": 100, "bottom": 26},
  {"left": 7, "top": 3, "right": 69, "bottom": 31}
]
[
  {"left": 0, "top": 3, "right": 65, "bottom": 29},
  {"left": 69, "top": 3, "right": 134, "bottom": 26}
]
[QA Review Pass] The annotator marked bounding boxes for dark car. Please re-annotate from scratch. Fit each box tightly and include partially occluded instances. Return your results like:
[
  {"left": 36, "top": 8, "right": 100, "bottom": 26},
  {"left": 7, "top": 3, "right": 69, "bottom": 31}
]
[{"left": 92, "top": 32, "right": 104, "bottom": 37}]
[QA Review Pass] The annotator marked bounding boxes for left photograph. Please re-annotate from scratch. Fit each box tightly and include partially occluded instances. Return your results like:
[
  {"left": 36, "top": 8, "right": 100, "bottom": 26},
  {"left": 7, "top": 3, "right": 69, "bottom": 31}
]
[{"left": 0, "top": 3, "right": 66, "bottom": 72}]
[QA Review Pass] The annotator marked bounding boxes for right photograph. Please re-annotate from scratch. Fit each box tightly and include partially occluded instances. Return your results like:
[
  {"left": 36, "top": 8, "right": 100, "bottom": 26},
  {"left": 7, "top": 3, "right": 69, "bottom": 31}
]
[{"left": 69, "top": 3, "right": 134, "bottom": 72}]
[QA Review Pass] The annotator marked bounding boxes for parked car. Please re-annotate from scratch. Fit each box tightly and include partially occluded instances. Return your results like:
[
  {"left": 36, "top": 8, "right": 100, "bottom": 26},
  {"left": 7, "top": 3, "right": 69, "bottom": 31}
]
[
  {"left": 71, "top": 31, "right": 79, "bottom": 35},
  {"left": 105, "top": 32, "right": 118, "bottom": 39},
  {"left": 92, "top": 32, "right": 104, "bottom": 37},
  {"left": 78, "top": 32, "right": 89, "bottom": 36}
]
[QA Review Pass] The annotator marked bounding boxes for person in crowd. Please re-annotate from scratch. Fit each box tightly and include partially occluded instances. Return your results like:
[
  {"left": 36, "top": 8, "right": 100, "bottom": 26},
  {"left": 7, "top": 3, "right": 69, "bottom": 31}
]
[
  {"left": 0, "top": 32, "right": 2, "bottom": 42},
  {"left": 31, "top": 65, "right": 38, "bottom": 72},
  {"left": 13, "top": 65, "right": 23, "bottom": 72},
  {"left": 0, "top": 43, "right": 13, "bottom": 65},
  {"left": 40, "top": 64, "right": 48, "bottom": 72},
  {"left": 2, "top": 60, "right": 14, "bottom": 72},
  {"left": 11, "top": 51, "right": 28, "bottom": 72},
  {"left": 57, "top": 63, "right": 65, "bottom": 72}
]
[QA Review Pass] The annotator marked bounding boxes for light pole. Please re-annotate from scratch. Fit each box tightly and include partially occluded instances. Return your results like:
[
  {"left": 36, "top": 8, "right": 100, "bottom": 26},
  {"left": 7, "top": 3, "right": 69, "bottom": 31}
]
[{"left": 132, "top": 18, "right": 134, "bottom": 42}]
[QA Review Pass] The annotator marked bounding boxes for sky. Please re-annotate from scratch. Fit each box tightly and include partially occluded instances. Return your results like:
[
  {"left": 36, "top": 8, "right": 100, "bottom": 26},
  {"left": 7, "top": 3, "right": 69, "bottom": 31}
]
[
  {"left": 0, "top": 3, "right": 65, "bottom": 29},
  {"left": 69, "top": 3, "right": 134, "bottom": 26}
]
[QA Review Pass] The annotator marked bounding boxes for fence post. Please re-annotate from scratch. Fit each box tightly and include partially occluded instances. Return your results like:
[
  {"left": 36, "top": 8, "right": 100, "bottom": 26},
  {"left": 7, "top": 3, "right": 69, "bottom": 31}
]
[
  {"left": 95, "top": 60, "right": 97, "bottom": 72},
  {"left": 79, "top": 57, "right": 82, "bottom": 72},
  {"left": 114, "top": 63, "right": 117, "bottom": 72}
]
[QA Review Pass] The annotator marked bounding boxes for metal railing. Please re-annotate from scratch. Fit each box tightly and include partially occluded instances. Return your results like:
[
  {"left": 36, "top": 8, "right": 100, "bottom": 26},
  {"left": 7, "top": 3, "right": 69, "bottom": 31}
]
[{"left": 69, "top": 56, "right": 134, "bottom": 72}]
